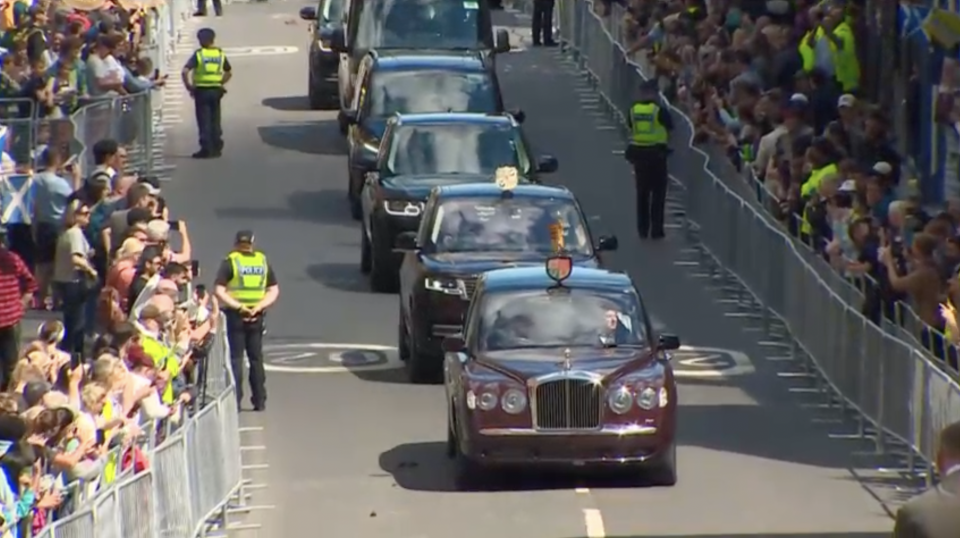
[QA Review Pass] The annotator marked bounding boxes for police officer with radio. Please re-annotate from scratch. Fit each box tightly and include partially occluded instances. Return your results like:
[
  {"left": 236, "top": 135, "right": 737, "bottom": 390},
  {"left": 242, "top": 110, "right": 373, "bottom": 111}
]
[
  {"left": 182, "top": 28, "right": 232, "bottom": 159},
  {"left": 626, "top": 79, "right": 673, "bottom": 240},
  {"left": 214, "top": 231, "right": 279, "bottom": 411}
]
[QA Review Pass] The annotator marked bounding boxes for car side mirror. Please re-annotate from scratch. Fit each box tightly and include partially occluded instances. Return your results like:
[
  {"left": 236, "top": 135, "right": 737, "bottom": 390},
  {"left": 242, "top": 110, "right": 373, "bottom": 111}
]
[
  {"left": 299, "top": 6, "right": 317, "bottom": 20},
  {"left": 494, "top": 29, "right": 511, "bottom": 54},
  {"left": 510, "top": 108, "right": 526, "bottom": 124},
  {"left": 536, "top": 155, "right": 558, "bottom": 173},
  {"left": 442, "top": 336, "right": 466, "bottom": 353},
  {"left": 330, "top": 28, "right": 347, "bottom": 52},
  {"left": 596, "top": 235, "right": 618, "bottom": 252},
  {"left": 394, "top": 231, "right": 418, "bottom": 251},
  {"left": 658, "top": 334, "right": 681, "bottom": 351}
]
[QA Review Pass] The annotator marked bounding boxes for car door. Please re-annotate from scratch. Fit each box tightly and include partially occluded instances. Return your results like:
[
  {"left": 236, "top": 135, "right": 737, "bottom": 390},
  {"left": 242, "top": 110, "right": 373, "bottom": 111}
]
[
  {"left": 361, "top": 118, "right": 396, "bottom": 236},
  {"left": 336, "top": 0, "right": 355, "bottom": 108},
  {"left": 347, "top": 57, "right": 374, "bottom": 154}
]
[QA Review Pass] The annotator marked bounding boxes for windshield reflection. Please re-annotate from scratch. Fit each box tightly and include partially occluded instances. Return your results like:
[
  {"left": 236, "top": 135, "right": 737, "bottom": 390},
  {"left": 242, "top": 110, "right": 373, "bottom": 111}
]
[
  {"left": 428, "top": 198, "right": 592, "bottom": 256},
  {"left": 478, "top": 290, "right": 646, "bottom": 352},
  {"left": 370, "top": 71, "right": 497, "bottom": 116},
  {"left": 357, "top": 0, "right": 482, "bottom": 49},
  {"left": 387, "top": 124, "right": 526, "bottom": 175}
]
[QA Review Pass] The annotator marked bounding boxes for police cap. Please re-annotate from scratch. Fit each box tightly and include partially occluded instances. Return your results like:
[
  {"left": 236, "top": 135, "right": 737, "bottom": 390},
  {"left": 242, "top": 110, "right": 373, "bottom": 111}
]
[
  {"left": 235, "top": 230, "right": 255, "bottom": 245},
  {"left": 197, "top": 28, "right": 216, "bottom": 43}
]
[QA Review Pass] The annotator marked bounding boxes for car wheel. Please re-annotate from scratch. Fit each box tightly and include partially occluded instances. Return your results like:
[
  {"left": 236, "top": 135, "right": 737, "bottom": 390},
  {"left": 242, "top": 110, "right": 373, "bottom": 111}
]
[
  {"left": 453, "top": 447, "right": 484, "bottom": 491},
  {"left": 445, "top": 406, "right": 457, "bottom": 458},
  {"left": 405, "top": 332, "right": 439, "bottom": 384},
  {"left": 645, "top": 441, "right": 677, "bottom": 487},
  {"left": 369, "top": 231, "right": 399, "bottom": 293},
  {"left": 360, "top": 227, "right": 372, "bottom": 274},
  {"left": 398, "top": 308, "right": 410, "bottom": 362},
  {"left": 338, "top": 112, "right": 349, "bottom": 136},
  {"left": 308, "top": 82, "right": 324, "bottom": 110}
]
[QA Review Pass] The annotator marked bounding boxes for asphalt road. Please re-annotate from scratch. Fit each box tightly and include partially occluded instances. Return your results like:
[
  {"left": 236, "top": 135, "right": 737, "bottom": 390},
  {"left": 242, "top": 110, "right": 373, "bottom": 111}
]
[{"left": 154, "top": 4, "right": 894, "bottom": 537}]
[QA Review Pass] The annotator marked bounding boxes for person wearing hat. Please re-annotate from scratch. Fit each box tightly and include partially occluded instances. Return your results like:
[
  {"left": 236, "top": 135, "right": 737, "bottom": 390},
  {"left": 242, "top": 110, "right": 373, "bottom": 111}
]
[
  {"left": 182, "top": 28, "right": 231, "bottom": 159},
  {"left": 214, "top": 231, "right": 278, "bottom": 411},
  {"left": 625, "top": 79, "right": 673, "bottom": 240}
]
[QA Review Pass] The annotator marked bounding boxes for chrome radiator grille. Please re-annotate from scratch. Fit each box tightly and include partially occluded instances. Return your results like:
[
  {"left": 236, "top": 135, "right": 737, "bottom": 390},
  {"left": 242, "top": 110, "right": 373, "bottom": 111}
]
[{"left": 533, "top": 379, "right": 603, "bottom": 430}]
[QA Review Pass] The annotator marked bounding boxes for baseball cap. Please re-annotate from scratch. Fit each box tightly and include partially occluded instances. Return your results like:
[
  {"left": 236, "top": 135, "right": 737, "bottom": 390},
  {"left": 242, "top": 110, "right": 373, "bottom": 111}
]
[
  {"left": 838, "top": 94, "right": 857, "bottom": 108},
  {"left": 137, "top": 176, "right": 162, "bottom": 195},
  {"left": 22, "top": 381, "right": 51, "bottom": 408},
  {"left": 872, "top": 161, "right": 893, "bottom": 176},
  {"left": 839, "top": 180, "right": 857, "bottom": 192},
  {"left": 235, "top": 230, "right": 255, "bottom": 244},
  {"left": 789, "top": 93, "right": 809, "bottom": 105}
]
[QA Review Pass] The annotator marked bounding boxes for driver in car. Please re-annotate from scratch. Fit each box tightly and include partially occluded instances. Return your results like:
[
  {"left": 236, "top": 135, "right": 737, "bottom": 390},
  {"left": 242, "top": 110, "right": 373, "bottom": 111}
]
[{"left": 600, "top": 309, "right": 633, "bottom": 346}]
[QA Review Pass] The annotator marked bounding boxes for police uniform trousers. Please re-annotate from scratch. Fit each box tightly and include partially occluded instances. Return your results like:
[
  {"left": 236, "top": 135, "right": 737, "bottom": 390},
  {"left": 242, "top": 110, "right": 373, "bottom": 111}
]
[
  {"left": 627, "top": 143, "right": 668, "bottom": 238},
  {"left": 195, "top": 0, "right": 223, "bottom": 16},
  {"left": 532, "top": 0, "right": 556, "bottom": 45},
  {"left": 225, "top": 309, "right": 267, "bottom": 408},
  {"left": 194, "top": 86, "right": 224, "bottom": 155}
]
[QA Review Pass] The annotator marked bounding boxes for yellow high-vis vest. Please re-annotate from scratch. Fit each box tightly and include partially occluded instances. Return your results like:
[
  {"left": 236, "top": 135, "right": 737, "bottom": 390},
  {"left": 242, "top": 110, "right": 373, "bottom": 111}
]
[
  {"left": 629, "top": 102, "right": 668, "bottom": 147},
  {"left": 797, "top": 22, "right": 859, "bottom": 93},
  {"left": 226, "top": 251, "right": 269, "bottom": 307},
  {"left": 194, "top": 48, "right": 226, "bottom": 88}
]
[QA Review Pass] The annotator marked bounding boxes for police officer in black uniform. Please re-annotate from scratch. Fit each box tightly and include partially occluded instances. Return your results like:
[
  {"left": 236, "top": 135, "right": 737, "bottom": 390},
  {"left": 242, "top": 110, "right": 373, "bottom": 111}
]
[
  {"left": 532, "top": 0, "right": 557, "bottom": 46},
  {"left": 626, "top": 80, "right": 673, "bottom": 240},
  {"left": 193, "top": 0, "right": 223, "bottom": 17},
  {"left": 182, "top": 28, "right": 232, "bottom": 159}
]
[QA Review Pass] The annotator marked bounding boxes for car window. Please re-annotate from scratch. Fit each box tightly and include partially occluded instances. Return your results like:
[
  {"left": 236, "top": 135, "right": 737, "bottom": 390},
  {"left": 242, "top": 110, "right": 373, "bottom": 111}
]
[
  {"left": 355, "top": 0, "right": 486, "bottom": 50},
  {"left": 322, "top": 0, "right": 345, "bottom": 21},
  {"left": 426, "top": 197, "right": 592, "bottom": 256},
  {"left": 477, "top": 290, "right": 647, "bottom": 352},
  {"left": 369, "top": 70, "right": 497, "bottom": 117},
  {"left": 386, "top": 123, "right": 529, "bottom": 175}
]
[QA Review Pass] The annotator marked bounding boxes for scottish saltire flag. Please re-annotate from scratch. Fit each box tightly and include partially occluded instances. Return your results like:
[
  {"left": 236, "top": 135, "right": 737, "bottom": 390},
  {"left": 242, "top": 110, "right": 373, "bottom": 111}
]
[{"left": 1, "top": 174, "right": 35, "bottom": 225}]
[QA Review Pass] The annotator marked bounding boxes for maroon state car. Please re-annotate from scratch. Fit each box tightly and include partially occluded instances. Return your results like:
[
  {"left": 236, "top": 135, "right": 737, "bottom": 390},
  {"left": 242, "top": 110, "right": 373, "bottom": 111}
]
[{"left": 442, "top": 257, "right": 680, "bottom": 488}]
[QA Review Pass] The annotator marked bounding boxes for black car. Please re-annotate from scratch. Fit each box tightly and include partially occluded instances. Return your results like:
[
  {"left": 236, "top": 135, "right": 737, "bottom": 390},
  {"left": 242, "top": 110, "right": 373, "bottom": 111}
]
[
  {"left": 328, "top": 0, "right": 511, "bottom": 133},
  {"left": 298, "top": 0, "right": 349, "bottom": 109},
  {"left": 394, "top": 183, "right": 618, "bottom": 383},
  {"left": 359, "top": 113, "right": 559, "bottom": 294},
  {"left": 343, "top": 49, "right": 524, "bottom": 219}
]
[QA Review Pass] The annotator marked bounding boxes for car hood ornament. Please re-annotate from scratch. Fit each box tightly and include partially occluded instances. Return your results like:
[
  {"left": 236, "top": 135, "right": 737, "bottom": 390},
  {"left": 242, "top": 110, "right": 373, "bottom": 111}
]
[{"left": 562, "top": 348, "right": 572, "bottom": 370}]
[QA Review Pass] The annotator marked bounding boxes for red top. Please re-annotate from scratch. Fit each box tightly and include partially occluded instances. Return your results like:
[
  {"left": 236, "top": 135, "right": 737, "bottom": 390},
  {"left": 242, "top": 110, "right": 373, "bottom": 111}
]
[{"left": 0, "top": 248, "right": 37, "bottom": 329}]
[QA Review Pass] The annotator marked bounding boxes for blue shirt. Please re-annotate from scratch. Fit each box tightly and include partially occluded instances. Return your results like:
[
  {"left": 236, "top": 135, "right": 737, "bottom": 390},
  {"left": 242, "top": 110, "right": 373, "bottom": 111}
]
[{"left": 32, "top": 170, "right": 74, "bottom": 224}]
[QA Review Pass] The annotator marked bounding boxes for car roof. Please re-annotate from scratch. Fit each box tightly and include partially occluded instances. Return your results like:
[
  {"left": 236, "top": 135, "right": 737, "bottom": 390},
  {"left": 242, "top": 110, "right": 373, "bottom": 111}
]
[
  {"left": 435, "top": 183, "right": 574, "bottom": 199},
  {"left": 372, "top": 50, "right": 487, "bottom": 71},
  {"left": 394, "top": 113, "right": 515, "bottom": 126},
  {"left": 480, "top": 266, "right": 633, "bottom": 292}
]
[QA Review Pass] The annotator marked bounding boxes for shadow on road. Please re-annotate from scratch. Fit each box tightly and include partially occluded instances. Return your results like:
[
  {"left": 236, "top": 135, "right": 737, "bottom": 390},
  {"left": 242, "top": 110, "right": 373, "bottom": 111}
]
[
  {"left": 213, "top": 189, "right": 356, "bottom": 225},
  {"left": 256, "top": 120, "right": 346, "bottom": 155},
  {"left": 261, "top": 96, "right": 315, "bottom": 112},
  {"left": 305, "top": 262, "right": 369, "bottom": 293}
]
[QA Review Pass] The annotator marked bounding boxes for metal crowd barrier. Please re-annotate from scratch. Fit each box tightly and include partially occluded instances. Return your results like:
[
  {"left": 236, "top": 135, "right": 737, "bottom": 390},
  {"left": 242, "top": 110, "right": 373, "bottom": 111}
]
[
  {"left": 32, "top": 313, "right": 242, "bottom": 538},
  {"left": 547, "top": 0, "right": 960, "bottom": 487}
]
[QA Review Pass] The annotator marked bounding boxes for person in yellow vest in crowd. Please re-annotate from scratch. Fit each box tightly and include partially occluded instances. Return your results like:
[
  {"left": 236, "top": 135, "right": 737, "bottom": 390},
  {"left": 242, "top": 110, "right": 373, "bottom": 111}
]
[
  {"left": 214, "top": 231, "right": 279, "bottom": 412},
  {"left": 799, "top": 137, "right": 839, "bottom": 241},
  {"left": 136, "top": 304, "right": 181, "bottom": 407},
  {"left": 798, "top": 1, "right": 859, "bottom": 94},
  {"left": 625, "top": 79, "right": 673, "bottom": 240},
  {"left": 181, "top": 28, "right": 232, "bottom": 159}
]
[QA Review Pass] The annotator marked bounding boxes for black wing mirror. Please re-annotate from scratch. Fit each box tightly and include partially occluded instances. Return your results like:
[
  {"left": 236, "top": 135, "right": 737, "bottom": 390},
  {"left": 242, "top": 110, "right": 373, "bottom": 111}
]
[
  {"left": 298, "top": 6, "right": 317, "bottom": 20},
  {"left": 658, "top": 334, "right": 681, "bottom": 351},
  {"left": 494, "top": 28, "right": 511, "bottom": 54},
  {"left": 441, "top": 336, "right": 466, "bottom": 353},
  {"left": 596, "top": 235, "right": 618, "bottom": 251},
  {"left": 536, "top": 155, "right": 559, "bottom": 173},
  {"left": 510, "top": 108, "right": 525, "bottom": 123},
  {"left": 394, "top": 231, "right": 418, "bottom": 252},
  {"left": 330, "top": 28, "right": 347, "bottom": 53}
]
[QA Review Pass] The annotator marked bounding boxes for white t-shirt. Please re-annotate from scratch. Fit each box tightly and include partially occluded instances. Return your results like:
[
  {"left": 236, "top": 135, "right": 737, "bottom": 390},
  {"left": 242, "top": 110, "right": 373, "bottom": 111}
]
[{"left": 87, "top": 54, "right": 126, "bottom": 96}]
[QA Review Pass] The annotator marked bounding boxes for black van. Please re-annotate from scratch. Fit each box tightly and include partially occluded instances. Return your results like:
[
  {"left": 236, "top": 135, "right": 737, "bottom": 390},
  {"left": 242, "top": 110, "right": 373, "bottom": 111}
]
[{"left": 330, "top": 0, "right": 511, "bottom": 133}]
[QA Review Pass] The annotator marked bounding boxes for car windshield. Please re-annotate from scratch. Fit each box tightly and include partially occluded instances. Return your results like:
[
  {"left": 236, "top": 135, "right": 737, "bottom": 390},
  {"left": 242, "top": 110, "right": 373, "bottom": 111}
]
[
  {"left": 477, "top": 290, "right": 646, "bottom": 352},
  {"left": 427, "top": 197, "right": 593, "bottom": 256},
  {"left": 387, "top": 123, "right": 528, "bottom": 175},
  {"left": 356, "top": 0, "right": 483, "bottom": 50},
  {"left": 369, "top": 70, "right": 497, "bottom": 117}
]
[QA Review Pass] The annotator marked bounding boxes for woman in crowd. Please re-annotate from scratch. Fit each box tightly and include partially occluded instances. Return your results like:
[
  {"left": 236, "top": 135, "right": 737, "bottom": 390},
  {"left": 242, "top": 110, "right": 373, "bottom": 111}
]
[{"left": 52, "top": 202, "right": 98, "bottom": 357}]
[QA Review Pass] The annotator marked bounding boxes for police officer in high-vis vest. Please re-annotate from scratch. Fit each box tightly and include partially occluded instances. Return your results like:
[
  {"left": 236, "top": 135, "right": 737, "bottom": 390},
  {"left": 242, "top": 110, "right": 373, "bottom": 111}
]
[
  {"left": 214, "top": 231, "right": 279, "bottom": 411},
  {"left": 182, "top": 28, "right": 232, "bottom": 159},
  {"left": 626, "top": 79, "right": 673, "bottom": 240}
]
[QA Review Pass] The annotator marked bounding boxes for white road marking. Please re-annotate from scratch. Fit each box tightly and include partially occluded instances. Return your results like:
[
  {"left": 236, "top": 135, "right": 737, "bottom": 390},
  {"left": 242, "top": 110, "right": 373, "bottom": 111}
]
[
  {"left": 262, "top": 342, "right": 402, "bottom": 373},
  {"left": 574, "top": 487, "right": 590, "bottom": 494},
  {"left": 221, "top": 46, "right": 300, "bottom": 58},
  {"left": 671, "top": 345, "right": 756, "bottom": 378},
  {"left": 583, "top": 508, "right": 606, "bottom": 538}
]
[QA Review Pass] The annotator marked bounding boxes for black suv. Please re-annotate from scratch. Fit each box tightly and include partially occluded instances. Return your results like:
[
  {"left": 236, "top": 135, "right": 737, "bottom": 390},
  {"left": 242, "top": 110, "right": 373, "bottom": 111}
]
[
  {"left": 298, "top": 0, "right": 348, "bottom": 109},
  {"left": 343, "top": 49, "right": 524, "bottom": 220},
  {"left": 358, "top": 113, "right": 559, "bottom": 292},
  {"left": 328, "top": 0, "right": 511, "bottom": 134}
]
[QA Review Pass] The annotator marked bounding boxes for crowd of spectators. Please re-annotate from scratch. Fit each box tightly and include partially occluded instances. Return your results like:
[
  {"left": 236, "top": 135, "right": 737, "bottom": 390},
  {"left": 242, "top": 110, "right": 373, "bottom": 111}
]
[
  {"left": 607, "top": 0, "right": 960, "bottom": 373},
  {"left": 0, "top": 131, "right": 213, "bottom": 535}
]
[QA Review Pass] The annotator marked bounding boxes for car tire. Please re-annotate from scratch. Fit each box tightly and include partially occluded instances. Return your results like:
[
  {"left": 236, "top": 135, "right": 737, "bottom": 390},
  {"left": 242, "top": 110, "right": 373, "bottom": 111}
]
[
  {"left": 405, "top": 334, "right": 439, "bottom": 384},
  {"left": 452, "top": 429, "right": 483, "bottom": 490},
  {"left": 398, "top": 308, "right": 410, "bottom": 362},
  {"left": 308, "top": 82, "right": 324, "bottom": 110},
  {"left": 338, "top": 112, "right": 349, "bottom": 136},
  {"left": 369, "top": 231, "right": 399, "bottom": 293},
  {"left": 360, "top": 227, "right": 372, "bottom": 274},
  {"left": 446, "top": 411, "right": 457, "bottom": 458},
  {"left": 645, "top": 441, "right": 677, "bottom": 487}
]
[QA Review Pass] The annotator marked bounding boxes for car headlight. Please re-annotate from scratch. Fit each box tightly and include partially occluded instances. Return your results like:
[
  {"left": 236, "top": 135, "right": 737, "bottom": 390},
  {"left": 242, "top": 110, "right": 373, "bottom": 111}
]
[
  {"left": 658, "top": 387, "right": 669, "bottom": 408},
  {"left": 424, "top": 277, "right": 462, "bottom": 295},
  {"left": 500, "top": 388, "right": 527, "bottom": 414},
  {"left": 477, "top": 390, "right": 498, "bottom": 411},
  {"left": 636, "top": 387, "right": 657, "bottom": 410},
  {"left": 383, "top": 200, "right": 422, "bottom": 217},
  {"left": 607, "top": 387, "right": 633, "bottom": 415}
]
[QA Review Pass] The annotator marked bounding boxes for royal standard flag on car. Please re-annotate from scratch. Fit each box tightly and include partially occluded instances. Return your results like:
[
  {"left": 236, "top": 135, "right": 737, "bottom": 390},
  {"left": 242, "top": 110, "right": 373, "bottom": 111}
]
[{"left": 0, "top": 174, "right": 35, "bottom": 225}]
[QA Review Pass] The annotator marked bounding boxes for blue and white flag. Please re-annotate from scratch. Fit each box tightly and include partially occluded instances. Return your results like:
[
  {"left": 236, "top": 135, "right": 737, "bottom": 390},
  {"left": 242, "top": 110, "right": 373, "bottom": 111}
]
[{"left": 1, "top": 174, "right": 35, "bottom": 225}]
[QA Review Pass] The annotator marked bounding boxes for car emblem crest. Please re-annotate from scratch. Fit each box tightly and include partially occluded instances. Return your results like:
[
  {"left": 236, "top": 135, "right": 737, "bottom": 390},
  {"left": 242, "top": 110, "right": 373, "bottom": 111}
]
[{"left": 562, "top": 348, "right": 572, "bottom": 370}]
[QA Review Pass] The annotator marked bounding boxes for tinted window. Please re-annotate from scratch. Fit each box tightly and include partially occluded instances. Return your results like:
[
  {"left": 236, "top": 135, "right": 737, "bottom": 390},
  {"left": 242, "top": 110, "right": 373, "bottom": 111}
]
[
  {"left": 356, "top": 0, "right": 484, "bottom": 50},
  {"left": 427, "top": 197, "right": 593, "bottom": 256},
  {"left": 477, "top": 290, "right": 646, "bottom": 352},
  {"left": 369, "top": 70, "right": 497, "bottom": 116},
  {"left": 323, "top": 0, "right": 345, "bottom": 21},
  {"left": 386, "top": 123, "right": 528, "bottom": 175}
]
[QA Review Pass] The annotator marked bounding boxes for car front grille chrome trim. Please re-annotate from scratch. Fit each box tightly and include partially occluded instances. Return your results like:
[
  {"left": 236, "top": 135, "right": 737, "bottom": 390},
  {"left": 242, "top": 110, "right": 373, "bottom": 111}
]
[
  {"left": 529, "top": 371, "right": 604, "bottom": 431},
  {"left": 478, "top": 425, "right": 657, "bottom": 436}
]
